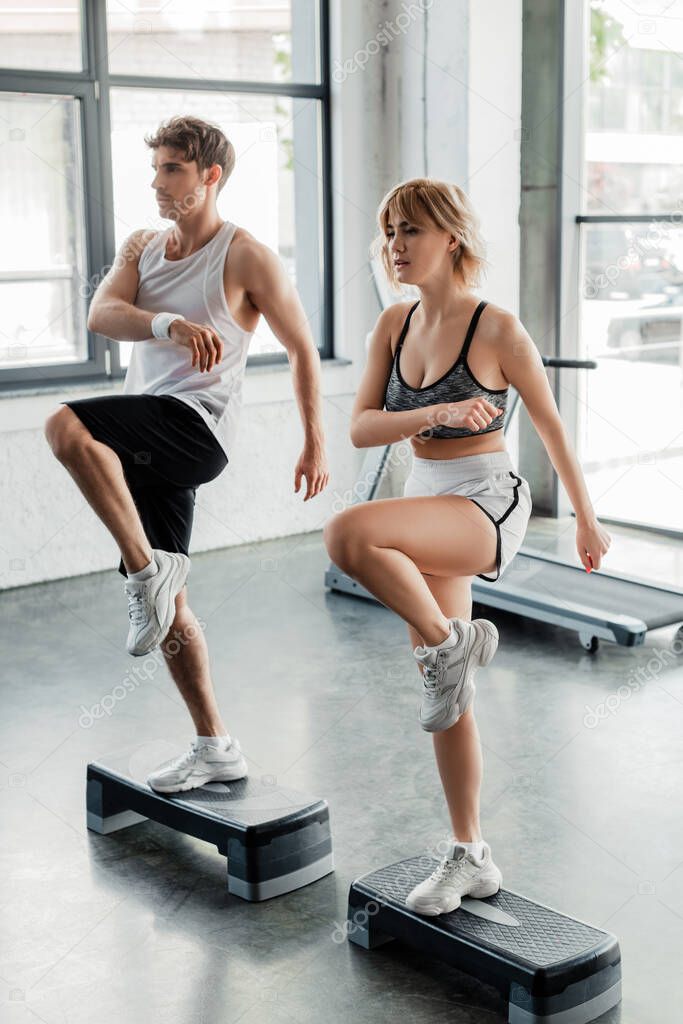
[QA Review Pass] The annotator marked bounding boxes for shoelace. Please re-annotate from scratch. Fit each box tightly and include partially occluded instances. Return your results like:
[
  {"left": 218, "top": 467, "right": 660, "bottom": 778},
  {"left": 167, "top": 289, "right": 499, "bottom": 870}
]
[
  {"left": 431, "top": 856, "right": 467, "bottom": 882},
  {"left": 124, "top": 585, "right": 147, "bottom": 626},
  {"left": 421, "top": 658, "right": 442, "bottom": 698},
  {"left": 169, "top": 745, "right": 202, "bottom": 771}
]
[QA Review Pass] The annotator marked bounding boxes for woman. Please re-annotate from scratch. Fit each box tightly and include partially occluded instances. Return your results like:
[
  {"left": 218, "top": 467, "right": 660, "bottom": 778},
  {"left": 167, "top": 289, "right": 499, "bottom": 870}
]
[{"left": 323, "top": 178, "right": 611, "bottom": 917}]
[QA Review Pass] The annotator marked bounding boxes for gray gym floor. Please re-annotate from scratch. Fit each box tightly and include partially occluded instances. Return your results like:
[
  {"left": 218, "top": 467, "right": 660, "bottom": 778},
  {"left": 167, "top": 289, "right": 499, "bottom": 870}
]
[{"left": 2, "top": 516, "right": 681, "bottom": 1023}]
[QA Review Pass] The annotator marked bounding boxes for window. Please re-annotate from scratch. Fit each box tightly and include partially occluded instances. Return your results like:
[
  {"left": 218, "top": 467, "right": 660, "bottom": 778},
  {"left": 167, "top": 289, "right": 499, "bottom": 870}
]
[
  {"left": 0, "top": 0, "right": 331, "bottom": 390},
  {"left": 575, "top": 0, "right": 683, "bottom": 534},
  {"left": 109, "top": 88, "right": 323, "bottom": 366},
  {"left": 0, "top": 1, "right": 82, "bottom": 72},
  {"left": 105, "top": 0, "right": 320, "bottom": 83},
  {"left": 0, "top": 93, "right": 90, "bottom": 372}
]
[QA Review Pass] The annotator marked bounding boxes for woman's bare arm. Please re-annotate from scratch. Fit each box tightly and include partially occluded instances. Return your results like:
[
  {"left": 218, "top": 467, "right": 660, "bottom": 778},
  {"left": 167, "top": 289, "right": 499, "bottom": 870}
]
[
  {"left": 350, "top": 305, "right": 449, "bottom": 447},
  {"left": 498, "top": 312, "right": 611, "bottom": 569}
]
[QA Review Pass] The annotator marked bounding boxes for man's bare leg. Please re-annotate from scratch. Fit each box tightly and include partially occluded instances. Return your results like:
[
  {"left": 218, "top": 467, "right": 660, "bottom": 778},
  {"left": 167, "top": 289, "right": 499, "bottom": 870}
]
[
  {"left": 45, "top": 405, "right": 152, "bottom": 574},
  {"left": 161, "top": 588, "right": 229, "bottom": 736},
  {"left": 47, "top": 408, "right": 231, "bottom": 738}
]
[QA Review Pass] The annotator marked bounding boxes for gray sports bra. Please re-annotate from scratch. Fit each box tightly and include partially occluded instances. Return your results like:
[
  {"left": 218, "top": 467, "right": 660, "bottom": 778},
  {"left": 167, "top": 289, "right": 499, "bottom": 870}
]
[{"left": 383, "top": 299, "right": 508, "bottom": 439}]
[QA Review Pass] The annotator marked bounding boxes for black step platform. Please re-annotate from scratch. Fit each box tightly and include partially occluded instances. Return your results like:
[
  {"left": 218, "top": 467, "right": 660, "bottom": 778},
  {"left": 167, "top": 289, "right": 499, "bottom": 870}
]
[
  {"left": 86, "top": 744, "right": 333, "bottom": 901},
  {"left": 347, "top": 857, "right": 621, "bottom": 1023}
]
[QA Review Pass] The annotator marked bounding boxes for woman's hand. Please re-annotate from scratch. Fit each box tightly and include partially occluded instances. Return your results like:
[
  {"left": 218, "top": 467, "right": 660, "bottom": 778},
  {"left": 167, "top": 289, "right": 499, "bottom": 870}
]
[
  {"left": 576, "top": 518, "right": 611, "bottom": 572},
  {"left": 435, "top": 398, "right": 504, "bottom": 433}
]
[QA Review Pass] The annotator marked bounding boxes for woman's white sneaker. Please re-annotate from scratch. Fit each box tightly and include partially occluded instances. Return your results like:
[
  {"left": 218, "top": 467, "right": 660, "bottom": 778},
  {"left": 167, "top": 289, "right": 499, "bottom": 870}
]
[
  {"left": 124, "top": 549, "right": 191, "bottom": 657},
  {"left": 414, "top": 617, "right": 498, "bottom": 732},
  {"left": 147, "top": 736, "right": 248, "bottom": 794},
  {"left": 405, "top": 840, "right": 503, "bottom": 916}
]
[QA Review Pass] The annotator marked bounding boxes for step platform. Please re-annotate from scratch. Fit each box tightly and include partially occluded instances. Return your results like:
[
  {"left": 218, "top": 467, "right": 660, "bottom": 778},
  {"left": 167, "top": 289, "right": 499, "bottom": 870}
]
[
  {"left": 86, "top": 743, "right": 333, "bottom": 901},
  {"left": 347, "top": 856, "right": 621, "bottom": 1024}
]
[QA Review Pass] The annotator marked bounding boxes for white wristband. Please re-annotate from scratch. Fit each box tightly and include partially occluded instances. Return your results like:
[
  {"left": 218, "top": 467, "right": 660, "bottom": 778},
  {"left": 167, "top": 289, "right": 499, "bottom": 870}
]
[{"left": 151, "top": 312, "right": 185, "bottom": 340}]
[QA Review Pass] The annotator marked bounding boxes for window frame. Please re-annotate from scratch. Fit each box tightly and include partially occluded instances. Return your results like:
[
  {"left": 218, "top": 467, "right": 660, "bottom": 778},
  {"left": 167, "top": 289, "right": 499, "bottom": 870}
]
[
  {"left": 0, "top": 0, "right": 333, "bottom": 391},
  {"left": 563, "top": 0, "right": 682, "bottom": 537}
]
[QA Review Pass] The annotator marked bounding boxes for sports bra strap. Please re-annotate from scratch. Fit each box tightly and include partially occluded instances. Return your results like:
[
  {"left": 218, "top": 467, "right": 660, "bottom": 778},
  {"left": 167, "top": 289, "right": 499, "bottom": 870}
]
[
  {"left": 394, "top": 298, "right": 488, "bottom": 364},
  {"left": 460, "top": 300, "right": 488, "bottom": 362},
  {"left": 394, "top": 301, "right": 420, "bottom": 356}
]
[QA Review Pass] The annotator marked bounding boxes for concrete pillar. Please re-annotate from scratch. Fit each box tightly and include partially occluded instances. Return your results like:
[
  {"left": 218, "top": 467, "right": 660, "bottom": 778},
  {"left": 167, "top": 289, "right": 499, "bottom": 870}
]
[{"left": 519, "top": 0, "right": 565, "bottom": 515}]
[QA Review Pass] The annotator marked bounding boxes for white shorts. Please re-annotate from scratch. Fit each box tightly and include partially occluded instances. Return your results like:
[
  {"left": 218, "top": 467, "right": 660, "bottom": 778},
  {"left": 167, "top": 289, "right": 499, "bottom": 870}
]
[{"left": 402, "top": 450, "right": 532, "bottom": 582}]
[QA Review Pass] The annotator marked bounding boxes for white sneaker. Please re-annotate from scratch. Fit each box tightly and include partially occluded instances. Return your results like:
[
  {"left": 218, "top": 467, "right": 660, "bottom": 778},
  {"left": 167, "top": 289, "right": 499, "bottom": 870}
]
[
  {"left": 124, "top": 549, "right": 190, "bottom": 657},
  {"left": 414, "top": 617, "right": 498, "bottom": 732},
  {"left": 147, "top": 737, "right": 248, "bottom": 794},
  {"left": 405, "top": 840, "right": 502, "bottom": 916}
]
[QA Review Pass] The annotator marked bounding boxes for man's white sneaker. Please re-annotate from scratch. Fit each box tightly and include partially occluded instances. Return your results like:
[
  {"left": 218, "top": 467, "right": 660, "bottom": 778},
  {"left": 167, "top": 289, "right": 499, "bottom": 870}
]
[
  {"left": 124, "top": 549, "right": 190, "bottom": 657},
  {"left": 405, "top": 840, "right": 502, "bottom": 916},
  {"left": 414, "top": 617, "right": 498, "bottom": 732},
  {"left": 147, "top": 737, "right": 248, "bottom": 794}
]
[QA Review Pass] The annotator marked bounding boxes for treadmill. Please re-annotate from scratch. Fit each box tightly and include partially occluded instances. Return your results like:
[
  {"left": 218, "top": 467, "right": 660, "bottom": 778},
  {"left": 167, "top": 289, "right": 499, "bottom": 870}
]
[{"left": 324, "top": 272, "right": 683, "bottom": 652}]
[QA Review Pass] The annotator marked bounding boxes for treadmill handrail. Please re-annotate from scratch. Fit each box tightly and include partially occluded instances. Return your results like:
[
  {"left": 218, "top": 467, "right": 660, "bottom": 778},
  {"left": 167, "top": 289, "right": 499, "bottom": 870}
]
[{"left": 542, "top": 357, "right": 597, "bottom": 369}]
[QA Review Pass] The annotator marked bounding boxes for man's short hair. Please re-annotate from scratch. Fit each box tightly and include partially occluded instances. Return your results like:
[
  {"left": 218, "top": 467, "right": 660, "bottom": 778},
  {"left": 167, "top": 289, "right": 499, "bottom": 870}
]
[{"left": 145, "top": 115, "right": 236, "bottom": 194}]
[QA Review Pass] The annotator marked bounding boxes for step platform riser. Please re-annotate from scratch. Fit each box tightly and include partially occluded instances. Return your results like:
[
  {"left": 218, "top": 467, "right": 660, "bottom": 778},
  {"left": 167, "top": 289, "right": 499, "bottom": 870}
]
[
  {"left": 347, "top": 857, "right": 621, "bottom": 1024},
  {"left": 86, "top": 753, "right": 333, "bottom": 902}
]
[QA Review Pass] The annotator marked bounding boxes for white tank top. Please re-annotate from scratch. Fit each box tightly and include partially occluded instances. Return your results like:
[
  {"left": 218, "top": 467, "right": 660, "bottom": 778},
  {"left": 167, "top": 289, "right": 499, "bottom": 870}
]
[{"left": 123, "top": 219, "right": 253, "bottom": 461}]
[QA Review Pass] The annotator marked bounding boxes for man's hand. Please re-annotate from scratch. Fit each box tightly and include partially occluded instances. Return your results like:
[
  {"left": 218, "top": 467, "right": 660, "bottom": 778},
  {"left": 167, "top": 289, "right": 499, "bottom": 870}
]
[
  {"left": 294, "top": 442, "right": 329, "bottom": 501},
  {"left": 168, "top": 318, "right": 224, "bottom": 372}
]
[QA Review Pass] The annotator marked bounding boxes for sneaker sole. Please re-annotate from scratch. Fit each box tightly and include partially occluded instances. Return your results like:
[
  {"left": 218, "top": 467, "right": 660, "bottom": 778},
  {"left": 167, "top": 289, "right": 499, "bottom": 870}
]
[
  {"left": 467, "top": 878, "right": 502, "bottom": 898},
  {"left": 472, "top": 618, "right": 499, "bottom": 666},
  {"left": 407, "top": 877, "right": 501, "bottom": 914},
  {"left": 406, "top": 895, "right": 462, "bottom": 915},
  {"left": 148, "top": 760, "right": 249, "bottom": 794},
  {"left": 128, "top": 552, "right": 191, "bottom": 657}
]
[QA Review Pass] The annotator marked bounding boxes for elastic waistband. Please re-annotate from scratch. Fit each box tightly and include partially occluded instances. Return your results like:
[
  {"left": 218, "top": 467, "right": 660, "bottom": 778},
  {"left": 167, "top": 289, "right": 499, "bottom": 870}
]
[{"left": 410, "top": 450, "right": 514, "bottom": 470}]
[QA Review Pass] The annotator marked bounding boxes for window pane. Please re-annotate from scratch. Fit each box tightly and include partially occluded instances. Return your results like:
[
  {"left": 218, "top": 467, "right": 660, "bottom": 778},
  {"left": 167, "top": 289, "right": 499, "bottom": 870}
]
[
  {"left": 586, "top": 161, "right": 683, "bottom": 214},
  {"left": 0, "top": 93, "right": 89, "bottom": 369},
  {"left": 0, "top": 1, "right": 82, "bottom": 71},
  {"left": 106, "top": 0, "right": 320, "bottom": 84},
  {"left": 108, "top": 88, "right": 323, "bottom": 366},
  {"left": 587, "top": 0, "right": 683, "bottom": 213},
  {"left": 578, "top": 222, "right": 683, "bottom": 531}
]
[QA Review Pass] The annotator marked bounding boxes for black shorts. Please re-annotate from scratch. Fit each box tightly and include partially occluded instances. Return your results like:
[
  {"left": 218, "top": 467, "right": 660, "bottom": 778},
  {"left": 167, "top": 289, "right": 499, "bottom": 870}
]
[{"left": 61, "top": 394, "right": 228, "bottom": 577}]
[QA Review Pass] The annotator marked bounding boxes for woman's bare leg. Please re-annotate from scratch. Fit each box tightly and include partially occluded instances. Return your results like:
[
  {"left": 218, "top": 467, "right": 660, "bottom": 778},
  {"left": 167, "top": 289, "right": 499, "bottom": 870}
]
[
  {"left": 407, "top": 575, "right": 483, "bottom": 843},
  {"left": 323, "top": 494, "right": 497, "bottom": 646},
  {"left": 324, "top": 497, "right": 495, "bottom": 843}
]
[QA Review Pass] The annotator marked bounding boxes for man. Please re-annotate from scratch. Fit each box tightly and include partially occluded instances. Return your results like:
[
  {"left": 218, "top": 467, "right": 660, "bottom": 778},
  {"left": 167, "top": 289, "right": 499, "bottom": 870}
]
[{"left": 45, "top": 115, "right": 329, "bottom": 793}]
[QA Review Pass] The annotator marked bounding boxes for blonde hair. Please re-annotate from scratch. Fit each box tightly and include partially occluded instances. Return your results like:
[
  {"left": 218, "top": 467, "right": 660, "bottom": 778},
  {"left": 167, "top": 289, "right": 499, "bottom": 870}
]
[{"left": 371, "top": 177, "right": 489, "bottom": 290}]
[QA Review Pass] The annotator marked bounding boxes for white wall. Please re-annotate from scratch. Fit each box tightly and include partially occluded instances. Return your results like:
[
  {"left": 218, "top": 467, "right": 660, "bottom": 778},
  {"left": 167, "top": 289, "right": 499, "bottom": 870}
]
[{"left": 0, "top": 0, "right": 523, "bottom": 591}]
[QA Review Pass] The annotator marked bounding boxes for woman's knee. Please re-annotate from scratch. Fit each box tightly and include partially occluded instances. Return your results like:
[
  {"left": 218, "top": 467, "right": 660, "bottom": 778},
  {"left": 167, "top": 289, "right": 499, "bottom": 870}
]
[{"left": 323, "top": 511, "right": 364, "bottom": 570}]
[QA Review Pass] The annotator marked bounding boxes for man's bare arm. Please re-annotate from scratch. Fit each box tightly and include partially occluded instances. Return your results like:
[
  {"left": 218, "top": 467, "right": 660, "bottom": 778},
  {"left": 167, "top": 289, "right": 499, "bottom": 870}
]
[
  {"left": 238, "top": 239, "right": 325, "bottom": 448},
  {"left": 87, "top": 229, "right": 161, "bottom": 341}
]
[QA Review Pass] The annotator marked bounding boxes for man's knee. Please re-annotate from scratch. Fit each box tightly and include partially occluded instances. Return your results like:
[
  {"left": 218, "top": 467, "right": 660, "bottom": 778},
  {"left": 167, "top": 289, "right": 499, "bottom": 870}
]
[{"left": 44, "top": 406, "right": 88, "bottom": 461}]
